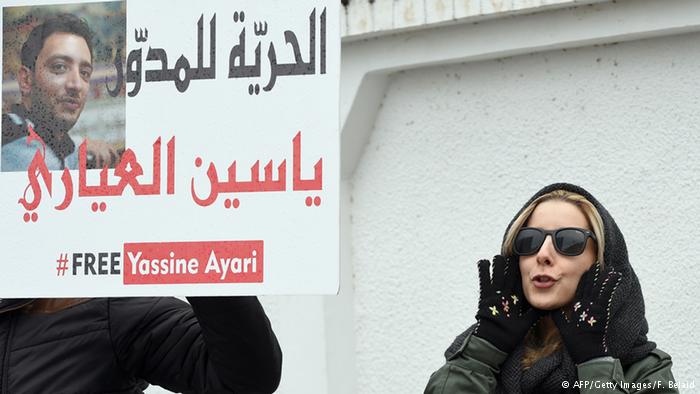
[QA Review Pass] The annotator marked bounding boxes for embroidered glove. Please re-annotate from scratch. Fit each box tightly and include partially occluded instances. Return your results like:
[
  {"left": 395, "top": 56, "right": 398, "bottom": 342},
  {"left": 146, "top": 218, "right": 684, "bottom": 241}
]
[
  {"left": 473, "top": 255, "right": 544, "bottom": 354},
  {"left": 552, "top": 262, "right": 622, "bottom": 364}
]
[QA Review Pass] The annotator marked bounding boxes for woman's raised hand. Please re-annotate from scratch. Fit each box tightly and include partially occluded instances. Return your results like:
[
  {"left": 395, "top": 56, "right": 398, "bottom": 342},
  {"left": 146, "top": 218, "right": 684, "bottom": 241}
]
[
  {"left": 551, "top": 262, "right": 622, "bottom": 364},
  {"left": 473, "top": 255, "right": 544, "bottom": 354}
]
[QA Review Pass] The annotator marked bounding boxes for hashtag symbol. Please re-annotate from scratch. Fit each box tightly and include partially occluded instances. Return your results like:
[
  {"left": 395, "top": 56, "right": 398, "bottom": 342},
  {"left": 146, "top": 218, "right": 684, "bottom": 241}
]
[{"left": 56, "top": 254, "right": 69, "bottom": 277}]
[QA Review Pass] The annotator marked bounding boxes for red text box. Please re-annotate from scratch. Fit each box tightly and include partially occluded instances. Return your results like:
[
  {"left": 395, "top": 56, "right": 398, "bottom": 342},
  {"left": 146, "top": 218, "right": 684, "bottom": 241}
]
[{"left": 123, "top": 240, "right": 263, "bottom": 284}]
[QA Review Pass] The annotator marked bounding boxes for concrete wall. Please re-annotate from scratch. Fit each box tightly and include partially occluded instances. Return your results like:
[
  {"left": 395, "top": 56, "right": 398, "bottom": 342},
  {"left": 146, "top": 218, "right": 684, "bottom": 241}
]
[
  {"left": 341, "top": 0, "right": 608, "bottom": 39},
  {"left": 350, "top": 30, "right": 698, "bottom": 393},
  {"left": 147, "top": 1, "right": 700, "bottom": 393}
]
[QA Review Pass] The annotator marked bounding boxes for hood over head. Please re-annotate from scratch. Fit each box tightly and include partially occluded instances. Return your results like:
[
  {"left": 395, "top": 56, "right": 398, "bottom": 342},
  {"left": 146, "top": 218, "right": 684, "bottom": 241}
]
[
  {"left": 503, "top": 182, "right": 655, "bottom": 364},
  {"left": 444, "top": 182, "right": 658, "bottom": 392}
]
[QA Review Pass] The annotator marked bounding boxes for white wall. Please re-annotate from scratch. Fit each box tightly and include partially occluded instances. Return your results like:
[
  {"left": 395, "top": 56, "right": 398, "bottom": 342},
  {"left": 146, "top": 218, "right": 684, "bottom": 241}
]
[
  {"left": 350, "top": 31, "right": 699, "bottom": 393},
  {"left": 147, "top": 2, "right": 700, "bottom": 393},
  {"left": 341, "top": 0, "right": 607, "bottom": 39}
]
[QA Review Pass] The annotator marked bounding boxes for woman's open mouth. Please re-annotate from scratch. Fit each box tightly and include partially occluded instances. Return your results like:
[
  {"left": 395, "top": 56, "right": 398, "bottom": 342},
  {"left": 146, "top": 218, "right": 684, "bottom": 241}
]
[{"left": 532, "top": 275, "right": 557, "bottom": 289}]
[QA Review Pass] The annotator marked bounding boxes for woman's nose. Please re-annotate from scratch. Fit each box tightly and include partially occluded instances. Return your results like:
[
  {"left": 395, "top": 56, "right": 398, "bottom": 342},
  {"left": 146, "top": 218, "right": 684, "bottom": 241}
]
[{"left": 536, "top": 235, "right": 556, "bottom": 265}]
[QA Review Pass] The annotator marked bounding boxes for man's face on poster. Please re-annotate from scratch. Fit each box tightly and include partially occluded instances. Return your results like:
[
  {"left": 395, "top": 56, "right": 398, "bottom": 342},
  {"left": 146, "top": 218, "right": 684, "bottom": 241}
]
[{"left": 27, "top": 32, "right": 92, "bottom": 132}]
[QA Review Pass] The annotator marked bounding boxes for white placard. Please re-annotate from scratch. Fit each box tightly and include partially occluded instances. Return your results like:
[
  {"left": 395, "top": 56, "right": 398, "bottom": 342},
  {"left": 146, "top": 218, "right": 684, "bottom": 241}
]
[{"left": 0, "top": 0, "right": 339, "bottom": 296}]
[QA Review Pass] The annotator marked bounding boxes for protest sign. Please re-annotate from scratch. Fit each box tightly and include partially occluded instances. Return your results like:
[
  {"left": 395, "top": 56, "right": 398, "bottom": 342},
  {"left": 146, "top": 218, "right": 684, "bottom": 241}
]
[{"left": 0, "top": 0, "right": 339, "bottom": 296}]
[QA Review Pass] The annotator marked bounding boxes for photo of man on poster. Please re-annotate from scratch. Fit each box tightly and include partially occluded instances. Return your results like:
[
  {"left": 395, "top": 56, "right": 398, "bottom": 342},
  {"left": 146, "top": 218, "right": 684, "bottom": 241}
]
[{"left": 2, "top": 11, "right": 122, "bottom": 171}]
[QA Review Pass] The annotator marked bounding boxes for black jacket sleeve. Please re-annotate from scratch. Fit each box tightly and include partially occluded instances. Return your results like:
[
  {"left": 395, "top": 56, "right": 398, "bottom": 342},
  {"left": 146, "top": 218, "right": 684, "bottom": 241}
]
[{"left": 108, "top": 296, "right": 282, "bottom": 393}]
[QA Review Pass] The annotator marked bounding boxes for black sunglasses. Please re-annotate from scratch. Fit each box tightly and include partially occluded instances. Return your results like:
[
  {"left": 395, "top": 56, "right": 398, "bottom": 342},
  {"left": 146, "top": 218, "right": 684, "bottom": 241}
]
[{"left": 513, "top": 227, "right": 597, "bottom": 256}]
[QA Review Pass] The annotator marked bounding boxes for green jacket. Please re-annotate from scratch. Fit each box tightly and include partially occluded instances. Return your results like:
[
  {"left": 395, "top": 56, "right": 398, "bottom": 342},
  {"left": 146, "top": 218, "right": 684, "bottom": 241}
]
[{"left": 425, "top": 333, "right": 678, "bottom": 394}]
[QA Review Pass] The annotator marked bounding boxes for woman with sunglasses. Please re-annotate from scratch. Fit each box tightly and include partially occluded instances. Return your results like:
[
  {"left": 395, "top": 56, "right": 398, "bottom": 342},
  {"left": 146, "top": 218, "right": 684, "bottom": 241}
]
[{"left": 425, "top": 183, "right": 677, "bottom": 393}]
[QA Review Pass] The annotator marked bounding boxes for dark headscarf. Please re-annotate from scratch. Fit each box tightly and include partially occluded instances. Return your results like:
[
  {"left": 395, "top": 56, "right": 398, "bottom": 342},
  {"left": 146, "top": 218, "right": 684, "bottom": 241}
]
[{"left": 445, "top": 182, "right": 656, "bottom": 393}]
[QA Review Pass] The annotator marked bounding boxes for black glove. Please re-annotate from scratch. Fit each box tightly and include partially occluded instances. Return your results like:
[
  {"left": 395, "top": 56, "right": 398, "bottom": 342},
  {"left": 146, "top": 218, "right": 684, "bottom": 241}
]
[
  {"left": 473, "top": 255, "right": 543, "bottom": 354},
  {"left": 552, "top": 262, "right": 622, "bottom": 364}
]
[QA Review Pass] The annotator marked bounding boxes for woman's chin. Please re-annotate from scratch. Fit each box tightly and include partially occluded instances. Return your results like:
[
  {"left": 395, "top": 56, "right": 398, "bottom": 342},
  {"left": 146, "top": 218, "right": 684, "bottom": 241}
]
[{"left": 528, "top": 297, "right": 565, "bottom": 311}]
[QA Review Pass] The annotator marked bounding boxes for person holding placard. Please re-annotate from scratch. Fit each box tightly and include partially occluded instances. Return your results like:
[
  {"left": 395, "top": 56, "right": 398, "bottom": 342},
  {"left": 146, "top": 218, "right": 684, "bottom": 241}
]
[{"left": 0, "top": 296, "right": 282, "bottom": 393}]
